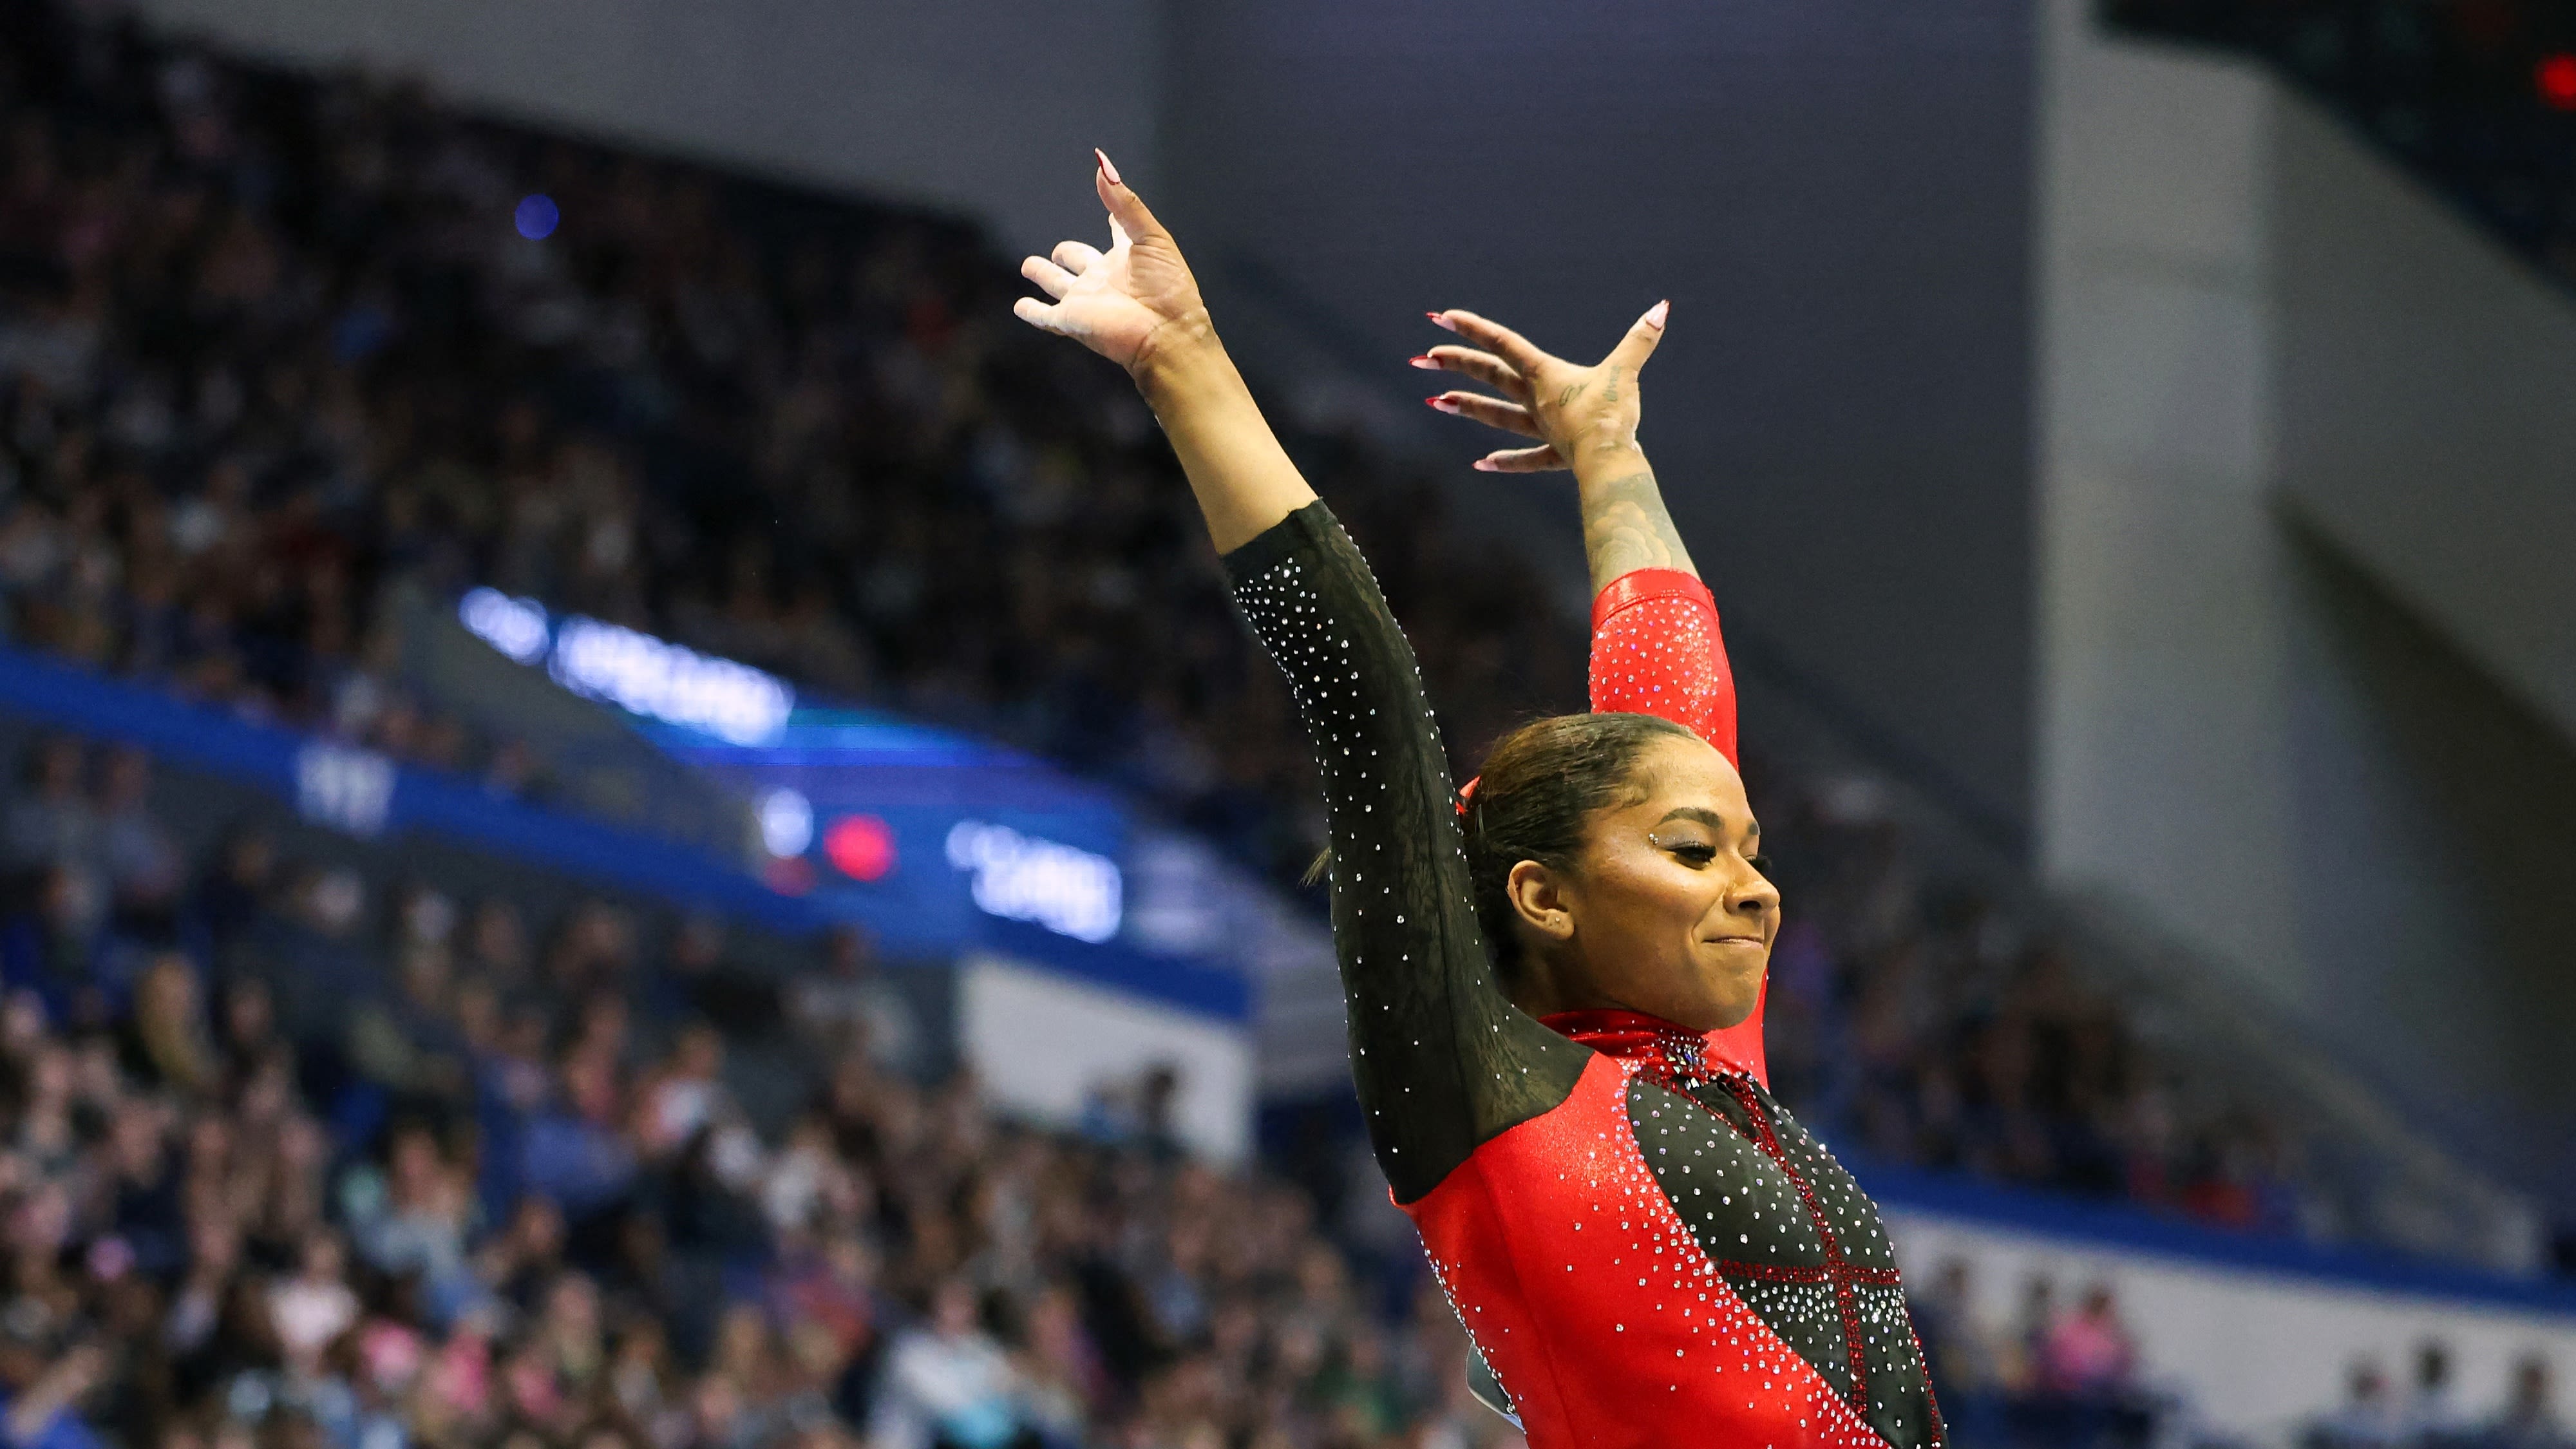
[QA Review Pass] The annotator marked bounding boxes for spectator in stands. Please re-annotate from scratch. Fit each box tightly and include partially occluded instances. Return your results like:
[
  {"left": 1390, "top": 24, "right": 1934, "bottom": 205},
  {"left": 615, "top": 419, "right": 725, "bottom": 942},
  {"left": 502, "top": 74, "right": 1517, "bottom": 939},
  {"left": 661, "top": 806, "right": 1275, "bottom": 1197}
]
[
  {"left": 0, "top": 1329, "right": 106, "bottom": 1449},
  {"left": 661, "top": 915, "right": 780, "bottom": 1041},
  {"left": 194, "top": 828, "right": 279, "bottom": 957},
  {"left": 638, "top": 1023, "right": 732, "bottom": 1158},
  {"left": 1, "top": 739, "right": 94, "bottom": 882},
  {"left": 2408, "top": 1341, "right": 2472, "bottom": 1445},
  {"left": 350, "top": 1122, "right": 483, "bottom": 1325},
  {"left": 121, "top": 951, "right": 216, "bottom": 1098},
  {"left": 788, "top": 925, "right": 920, "bottom": 1081},
  {"left": 95, "top": 746, "right": 180, "bottom": 936},
  {"left": 1914, "top": 1258, "right": 2008, "bottom": 1399},
  {"left": 0, "top": 862, "right": 111, "bottom": 1027},
  {"left": 869, "top": 1279, "right": 1030, "bottom": 1449},
  {"left": 265, "top": 1232, "right": 360, "bottom": 1375},
  {"left": 2003, "top": 1274, "right": 2058, "bottom": 1395},
  {"left": 2308, "top": 1359, "right": 2409, "bottom": 1449},
  {"left": 2042, "top": 1282, "right": 2140, "bottom": 1397},
  {"left": 2488, "top": 1357, "right": 2572, "bottom": 1449}
]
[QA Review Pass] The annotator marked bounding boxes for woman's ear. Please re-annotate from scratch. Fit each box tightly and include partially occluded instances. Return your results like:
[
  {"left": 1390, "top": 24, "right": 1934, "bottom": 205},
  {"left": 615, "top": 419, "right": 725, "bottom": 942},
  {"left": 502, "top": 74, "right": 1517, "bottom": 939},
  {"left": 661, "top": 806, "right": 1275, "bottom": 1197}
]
[{"left": 1505, "top": 860, "right": 1577, "bottom": 944}]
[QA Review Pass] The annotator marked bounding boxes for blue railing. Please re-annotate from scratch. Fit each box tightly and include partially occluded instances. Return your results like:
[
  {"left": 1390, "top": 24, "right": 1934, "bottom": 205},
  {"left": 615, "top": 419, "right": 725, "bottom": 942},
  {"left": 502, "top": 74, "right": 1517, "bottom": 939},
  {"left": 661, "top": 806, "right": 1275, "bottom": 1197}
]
[{"left": 0, "top": 643, "right": 1251, "bottom": 1019}]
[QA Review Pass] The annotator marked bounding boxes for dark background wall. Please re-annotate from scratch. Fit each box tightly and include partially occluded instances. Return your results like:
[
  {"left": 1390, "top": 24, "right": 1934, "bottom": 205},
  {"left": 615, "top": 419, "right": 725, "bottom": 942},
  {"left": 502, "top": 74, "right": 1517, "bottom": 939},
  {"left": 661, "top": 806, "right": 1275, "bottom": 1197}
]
[
  {"left": 1157, "top": 0, "right": 2040, "bottom": 842},
  {"left": 2282, "top": 522, "right": 2576, "bottom": 1205}
]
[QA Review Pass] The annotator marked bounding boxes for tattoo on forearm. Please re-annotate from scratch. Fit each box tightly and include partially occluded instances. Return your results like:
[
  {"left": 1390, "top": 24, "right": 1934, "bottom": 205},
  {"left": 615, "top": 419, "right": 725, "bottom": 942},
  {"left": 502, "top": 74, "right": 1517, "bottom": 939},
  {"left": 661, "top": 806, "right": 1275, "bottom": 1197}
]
[{"left": 1580, "top": 469, "right": 1696, "bottom": 588}]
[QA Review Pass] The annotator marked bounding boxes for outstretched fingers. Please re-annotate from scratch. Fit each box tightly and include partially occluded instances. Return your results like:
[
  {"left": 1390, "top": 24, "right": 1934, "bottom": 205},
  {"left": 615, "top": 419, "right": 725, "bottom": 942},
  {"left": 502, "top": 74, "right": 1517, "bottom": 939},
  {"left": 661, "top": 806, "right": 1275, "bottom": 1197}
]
[
  {"left": 1435, "top": 310, "right": 1555, "bottom": 379},
  {"left": 1012, "top": 295, "right": 1069, "bottom": 336},
  {"left": 1021, "top": 253, "right": 1078, "bottom": 300},
  {"left": 1411, "top": 346, "right": 1528, "bottom": 400},
  {"left": 1050, "top": 240, "right": 1104, "bottom": 274},
  {"left": 1426, "top": 392, "right": 1541, "bottom": 439},
  {"left": 1472, "top": 444, "right": 1567, "bottom": 473}
]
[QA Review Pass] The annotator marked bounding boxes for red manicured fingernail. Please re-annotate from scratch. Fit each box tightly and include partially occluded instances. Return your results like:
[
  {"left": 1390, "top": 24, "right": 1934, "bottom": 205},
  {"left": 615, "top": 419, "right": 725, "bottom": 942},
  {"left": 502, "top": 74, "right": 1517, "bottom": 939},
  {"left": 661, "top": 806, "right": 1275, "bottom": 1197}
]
[
  {"left": 1644, "top": 299, "right": 1670, "bottom": 328},
  {"left": 1408, "top": 355, "right": 1440, "bottom": 370},
  {"left": 1094, "top": 148, "right": 1122, "bottom": 187},
  {"left": 1472, "top": 459, "right": 1500, "bottom": 471},
  {"left": 1426, "top": 312, "right": 1458, "bottom": 332},
  {"left": 1425, "top": 397, "right": 1461, "bottom": 414}
]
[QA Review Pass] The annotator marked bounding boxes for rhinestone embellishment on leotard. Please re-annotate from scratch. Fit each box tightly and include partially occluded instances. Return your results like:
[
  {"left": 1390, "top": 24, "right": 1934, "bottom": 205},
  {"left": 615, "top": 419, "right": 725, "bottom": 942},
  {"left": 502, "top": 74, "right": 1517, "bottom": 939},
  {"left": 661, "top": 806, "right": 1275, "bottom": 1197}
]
[
  {"left": 1555, "top": 1012, "right": 1944, "bottom": 1444},
  {"left": 1228, "top": 513, "right": 1942, "bottom": 1447}
]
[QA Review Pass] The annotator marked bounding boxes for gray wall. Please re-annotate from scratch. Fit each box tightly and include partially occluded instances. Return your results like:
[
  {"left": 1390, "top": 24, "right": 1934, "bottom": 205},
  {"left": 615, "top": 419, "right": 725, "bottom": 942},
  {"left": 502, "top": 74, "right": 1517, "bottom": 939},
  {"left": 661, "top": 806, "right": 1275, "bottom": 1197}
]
[
  {"left": 2273, "top": 118, "right": 2576, "bottom": 746},
  {"left": 2034, "top": 1, "right": 2576, "bottom": 1204},
  {"left": 2281, "top": 526, "right": 2576, "bottom": 1197}
]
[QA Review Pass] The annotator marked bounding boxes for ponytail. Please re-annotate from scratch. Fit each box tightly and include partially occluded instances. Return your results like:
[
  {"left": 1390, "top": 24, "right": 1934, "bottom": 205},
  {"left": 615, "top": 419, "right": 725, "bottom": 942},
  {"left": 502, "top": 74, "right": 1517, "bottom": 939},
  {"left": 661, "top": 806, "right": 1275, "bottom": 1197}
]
[{"left": 1461, "top": 712, "right": 1694, "bottom": 979}]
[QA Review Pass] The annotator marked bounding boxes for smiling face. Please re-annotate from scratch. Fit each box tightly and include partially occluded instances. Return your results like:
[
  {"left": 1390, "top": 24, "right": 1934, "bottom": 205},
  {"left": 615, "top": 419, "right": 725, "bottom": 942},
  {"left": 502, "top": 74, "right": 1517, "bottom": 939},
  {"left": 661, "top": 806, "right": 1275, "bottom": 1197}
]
[{"left": 1503, "top": 732, "right": 1779, "bottom": 1032}]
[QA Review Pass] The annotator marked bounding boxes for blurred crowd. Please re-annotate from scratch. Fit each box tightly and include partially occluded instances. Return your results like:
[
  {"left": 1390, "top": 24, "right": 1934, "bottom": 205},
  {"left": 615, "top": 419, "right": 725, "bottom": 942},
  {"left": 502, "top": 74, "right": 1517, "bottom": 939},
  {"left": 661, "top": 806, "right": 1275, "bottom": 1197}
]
[
  {"left": 0, "top": 733, "right": 1521, "bottom": 1449},
  {"left": 1909, "top": 1264, "right": 2159, "bottom": 1448},
  {"left": 0, "top": 0, "right": 1571, "bottom": 872},
  {"left": 2306, "top": 1343, "right": 2573, "bottom": 1449},
  {"left": 2108, "top": 0, "right": 2576, "bottom": 289},
  {"left": 0, "top": 730, "right": 2547, "bottom": 1449},
  {"left": 1736, "top": 770, "right": 2316, "bottom": 1238},
  {"left": 1910, "top": 1264, "right": 2575, "bottom": 1449},
  {"left": 0, "top": 0, "right": 2353, "bottom": 1254}
]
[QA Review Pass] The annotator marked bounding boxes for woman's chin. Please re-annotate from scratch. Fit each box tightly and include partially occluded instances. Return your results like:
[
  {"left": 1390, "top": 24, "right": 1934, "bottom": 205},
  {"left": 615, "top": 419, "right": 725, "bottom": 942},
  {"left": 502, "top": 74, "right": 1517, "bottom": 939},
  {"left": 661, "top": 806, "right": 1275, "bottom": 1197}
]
[
  {"left": 1680, "top": 956, "right": 1766, "bottom": 1032},
  {"left": 1656, "top": 990, "right": 1757, "bottom": 1035},
  {"left": 1701, "top": 994, "right": 1761, "bottom": 1032}
]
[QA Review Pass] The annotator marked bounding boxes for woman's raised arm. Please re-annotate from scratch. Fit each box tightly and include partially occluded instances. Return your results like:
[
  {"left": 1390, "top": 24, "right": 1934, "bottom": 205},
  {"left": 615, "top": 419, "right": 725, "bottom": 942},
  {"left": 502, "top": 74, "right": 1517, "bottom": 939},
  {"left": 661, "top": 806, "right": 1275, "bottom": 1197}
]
[
  {"left": 1418, "top": 307, "right": 1739, "bottom": 764},
  {"left": 1420, "top": 306, "right": 1761, "bottom": 1081},
  {"left": 1014, "top": 153, "right": 1312, "bottom": 553},
  {"left": 1015, "top": 159, "right": 1584, "bottom": 1201}
]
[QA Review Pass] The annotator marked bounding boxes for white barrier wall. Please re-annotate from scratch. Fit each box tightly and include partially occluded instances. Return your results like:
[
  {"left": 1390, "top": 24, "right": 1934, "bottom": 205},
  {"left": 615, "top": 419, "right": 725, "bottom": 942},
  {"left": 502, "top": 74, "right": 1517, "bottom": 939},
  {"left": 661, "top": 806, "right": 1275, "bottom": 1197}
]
[
  {"left": 957, "top": 952, "right": 1253, "bottom": 1164},
  {"left": 1891, "top": 1208, "right": 2576, "bottom": 1444}
]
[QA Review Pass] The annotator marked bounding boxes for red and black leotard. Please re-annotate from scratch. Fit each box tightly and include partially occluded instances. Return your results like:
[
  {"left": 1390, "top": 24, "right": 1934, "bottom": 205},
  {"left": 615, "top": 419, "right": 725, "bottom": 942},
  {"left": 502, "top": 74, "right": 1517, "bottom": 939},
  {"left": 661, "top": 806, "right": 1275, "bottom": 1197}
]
[{"left": 1228, "top": 503, "right": 1939, "bottom": 1448}]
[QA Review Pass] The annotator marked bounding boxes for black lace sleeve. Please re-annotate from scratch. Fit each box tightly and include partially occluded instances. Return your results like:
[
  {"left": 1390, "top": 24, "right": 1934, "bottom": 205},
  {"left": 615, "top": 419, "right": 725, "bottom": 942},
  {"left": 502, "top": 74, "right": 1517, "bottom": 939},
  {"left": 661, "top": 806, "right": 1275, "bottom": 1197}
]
[{"left": 1225, "top": 502, "right": 1587, "bottom": 1202}]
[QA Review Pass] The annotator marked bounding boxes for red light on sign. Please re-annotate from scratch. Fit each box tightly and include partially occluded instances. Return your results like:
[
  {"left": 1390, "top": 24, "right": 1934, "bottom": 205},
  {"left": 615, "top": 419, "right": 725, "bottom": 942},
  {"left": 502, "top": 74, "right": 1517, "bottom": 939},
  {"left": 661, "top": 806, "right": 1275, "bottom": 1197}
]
[
  {"left": 825, "top": 815, "right": 897, "bottom": 881},
  {"left": 2541, "top": 54, "right": 2576, "bottom": 109}
]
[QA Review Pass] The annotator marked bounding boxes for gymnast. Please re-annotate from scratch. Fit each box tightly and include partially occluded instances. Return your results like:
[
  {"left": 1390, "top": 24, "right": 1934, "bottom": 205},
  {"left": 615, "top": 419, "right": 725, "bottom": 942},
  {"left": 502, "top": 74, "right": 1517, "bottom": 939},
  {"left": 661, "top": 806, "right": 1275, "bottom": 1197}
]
[{"left": 1014, "top": 151, "right": 1939, "bottom": 1448}]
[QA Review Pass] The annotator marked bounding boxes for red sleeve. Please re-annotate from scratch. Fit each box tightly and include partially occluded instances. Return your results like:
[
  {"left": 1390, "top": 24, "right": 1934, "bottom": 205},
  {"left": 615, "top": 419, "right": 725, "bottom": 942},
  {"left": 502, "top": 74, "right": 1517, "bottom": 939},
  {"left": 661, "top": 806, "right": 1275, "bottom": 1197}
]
[
  {"left": 1588, "top": 568, "right": 1738, "bottom": 766},
  {"left": 1588, "top": 569, "right": 1765, "bottom": 1086}
]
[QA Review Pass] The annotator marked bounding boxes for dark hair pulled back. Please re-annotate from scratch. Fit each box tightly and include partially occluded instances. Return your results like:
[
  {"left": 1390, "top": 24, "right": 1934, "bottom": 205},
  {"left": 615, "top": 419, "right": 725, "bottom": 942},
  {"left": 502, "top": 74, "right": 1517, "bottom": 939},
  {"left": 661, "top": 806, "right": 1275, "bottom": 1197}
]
[{"left": 1463, "top": 712, "right": 1695, "bottom": 978}]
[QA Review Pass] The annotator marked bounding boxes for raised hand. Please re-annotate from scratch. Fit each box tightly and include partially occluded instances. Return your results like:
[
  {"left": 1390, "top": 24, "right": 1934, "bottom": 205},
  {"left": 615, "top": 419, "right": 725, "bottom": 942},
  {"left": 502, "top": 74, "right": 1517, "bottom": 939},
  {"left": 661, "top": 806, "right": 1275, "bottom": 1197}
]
[
  {"left": 1014, "top": 151, "right": 1207, "bottom": 372},
  {"left": 1414, "top": 301, "right": 1668, "bottom": 473}
]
